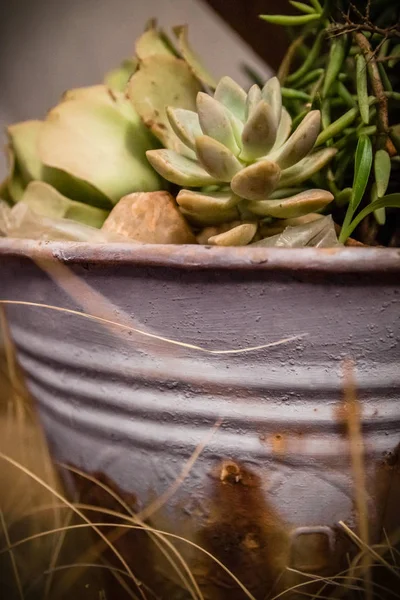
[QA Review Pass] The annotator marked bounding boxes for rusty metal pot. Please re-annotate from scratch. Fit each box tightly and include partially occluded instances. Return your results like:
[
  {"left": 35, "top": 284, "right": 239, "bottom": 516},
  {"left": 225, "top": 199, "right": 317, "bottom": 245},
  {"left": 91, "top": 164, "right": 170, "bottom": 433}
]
[{"left": 1, "top": 239, "right": 399, "bottom": 599}]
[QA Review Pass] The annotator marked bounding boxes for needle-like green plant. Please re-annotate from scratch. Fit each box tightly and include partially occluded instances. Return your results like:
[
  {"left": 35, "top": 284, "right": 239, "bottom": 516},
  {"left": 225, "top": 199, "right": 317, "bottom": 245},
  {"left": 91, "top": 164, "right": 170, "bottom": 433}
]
[{"left": 259, "top": 0, "right": 400, "bottom": 246}]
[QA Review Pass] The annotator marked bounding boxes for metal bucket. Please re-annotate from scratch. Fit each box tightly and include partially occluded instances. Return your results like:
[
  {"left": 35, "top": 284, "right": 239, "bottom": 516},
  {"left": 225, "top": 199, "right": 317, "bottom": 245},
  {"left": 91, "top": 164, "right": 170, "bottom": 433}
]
[{"left": 1, "top": 239, "right": 399, "bottom": 598}]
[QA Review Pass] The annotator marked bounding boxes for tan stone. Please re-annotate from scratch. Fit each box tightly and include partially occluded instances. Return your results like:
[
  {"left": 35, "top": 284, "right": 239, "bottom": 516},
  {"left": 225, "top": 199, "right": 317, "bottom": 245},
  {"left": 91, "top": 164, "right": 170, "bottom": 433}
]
[{"left": 102, "top": 191, "right": 196, "bottom": 244}]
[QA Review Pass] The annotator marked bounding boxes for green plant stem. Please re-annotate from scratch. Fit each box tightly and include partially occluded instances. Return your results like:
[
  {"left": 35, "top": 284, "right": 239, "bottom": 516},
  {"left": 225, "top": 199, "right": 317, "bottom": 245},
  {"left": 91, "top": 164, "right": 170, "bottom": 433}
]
[
  {"left": 293, "top": 67, "right": 324, "bottom": 88},
  {"left": 315, "top": 107, "right": 358, "bottom": 146},
  {"left": 378, "top": 63, "right": 393, "bottom": 92},
  {"left": 286, "top": 30, "right": 325, "bottom": 84},
  {"left": 337, "top": 81, "right": 356, "bottom": 108},
  {"left": 281, "top": 88, "right": 311, "bottom": 101},
  {"left": 277, "top": 34, "right": 306, "bottom": 84}
]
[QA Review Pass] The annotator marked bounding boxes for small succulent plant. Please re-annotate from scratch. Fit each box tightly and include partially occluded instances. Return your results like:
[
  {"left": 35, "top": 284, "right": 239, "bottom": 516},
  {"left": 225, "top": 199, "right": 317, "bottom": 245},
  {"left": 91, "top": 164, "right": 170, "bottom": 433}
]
[{"left": 146, "top": 76, "right": 336, "bottom": 245}]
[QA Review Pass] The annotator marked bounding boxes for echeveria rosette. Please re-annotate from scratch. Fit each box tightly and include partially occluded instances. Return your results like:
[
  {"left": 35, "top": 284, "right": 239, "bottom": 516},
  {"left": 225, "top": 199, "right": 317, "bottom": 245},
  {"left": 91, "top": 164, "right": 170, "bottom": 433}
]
[{"left": 146, "top": 76, "right": 337, "bottom": 246}]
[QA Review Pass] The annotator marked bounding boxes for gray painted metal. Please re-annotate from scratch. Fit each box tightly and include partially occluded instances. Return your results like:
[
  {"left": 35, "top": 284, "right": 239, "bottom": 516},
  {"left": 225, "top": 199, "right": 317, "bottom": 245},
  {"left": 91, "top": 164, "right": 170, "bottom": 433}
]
[{"left": 1, "top": 239, "right": 399, "bottom": 597}]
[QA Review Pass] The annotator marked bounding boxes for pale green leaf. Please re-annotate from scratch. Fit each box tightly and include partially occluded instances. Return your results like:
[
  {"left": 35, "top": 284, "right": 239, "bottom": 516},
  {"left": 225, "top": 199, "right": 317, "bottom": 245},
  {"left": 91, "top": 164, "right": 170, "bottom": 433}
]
[
  {"left": 214, "top": 76, "right": 247, "bottom": 121},
  {"left": 209, "top": 222, "right": 257, "bottom": 246},
  {"left": 40, "top": 85, "right": 161, "bottom": 204},
  {"left": 174, "top": 25, "right": 217, "bottom": 89},
  {"left": 269, "top": 110, "right": 321, "bottom": 169},
  {"left": 374, "top": 149, "right": 391, "bottom": 198},
  {"left": 166, "top": 107, "right": 202, "bottom": 151},
  {"left": 104, "top": 59, "right": 138, "bottom": 92},
  {"left": 146, "top": 149, "right": 218, "bottom": 186},
  {"left": 271, "top": 107, "right": 292, "bottom": 151},
  {"left": 240, "top": 101, "right": 277, "bottom": 160},
  {"left": 246, "top": 85, "right": 262, "bottom": 120},
  {"left": 176, "top": 189, "right": 240, "bottom": 212},
  {"left": 195, "top": 135, "right": 242, "bottom": 181},
  {"left": 230, "top": 160, "right": 281, "bottom": 201},
  {"left": 196, "top": 93, "right": 240, "bottom": 155},
  {"left": 136, "top": 26, "right": 176, "bottom": 60},
  {"left": 246, "top": 188, "right": 333, "bottom": 218},
  {"left": 278, "top": 147, "right": 337, "bottom": 187},
  {"left": 261, "top": 77, "right": 282, "bottom": 126},
  {"left": 128, "top": 54, "right": 202, "bottom": 154},
  {"left": 21, "top": 181, "right": 109, "bottom": 227}
]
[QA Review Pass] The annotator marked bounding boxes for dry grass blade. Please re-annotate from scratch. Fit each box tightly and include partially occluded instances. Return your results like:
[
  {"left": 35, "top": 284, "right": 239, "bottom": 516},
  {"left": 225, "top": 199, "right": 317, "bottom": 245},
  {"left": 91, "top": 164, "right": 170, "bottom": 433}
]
[
  {"left": 339, "top": 520, "right": 400, "bottom": 581},
  {"left": 60, "top": 465, "right": 203, "bottom": 600},
  {"left": 342, "top": 359, "right": 373, "bottom": 600},
  {"left": 1, "top": 517, "right": 257, "bottom": 600},
  {"left": 0, "top": 508, "right": 24, "bottom": 600},
  {"left": 0, "top": 309, "right": 69, "bottom": 597},
  {"left": 43, "top": 506, "right": 74, "bottom": 600},
  {"left": 0, "top": 453, "right": 147, "bottom": 600},
  {"left": 138, "top": 418, "right": 222, "bottom": 521},
  {"left": 0, "top": 299, "right": 306, "bottom": 355}
]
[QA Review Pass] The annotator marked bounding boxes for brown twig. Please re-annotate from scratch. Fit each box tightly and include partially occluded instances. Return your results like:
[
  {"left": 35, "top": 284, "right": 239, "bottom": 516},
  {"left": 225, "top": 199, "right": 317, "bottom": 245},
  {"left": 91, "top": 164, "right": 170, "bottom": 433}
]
[
  {"left": 376, "top": 54, "right": 400, "bottom": 63},
  {"left": 354, "top": 31, "right": 396, "bottom": 154},
  {"left": 329, "top": 23, "right": 400, "bottom": 39}
]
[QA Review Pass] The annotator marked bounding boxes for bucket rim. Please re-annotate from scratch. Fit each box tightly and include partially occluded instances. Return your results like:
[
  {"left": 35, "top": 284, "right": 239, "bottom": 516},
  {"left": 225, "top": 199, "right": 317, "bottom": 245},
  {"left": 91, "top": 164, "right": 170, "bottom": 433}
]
[{"left": 1, "top": 238, "right": 400, "bottom": 273}]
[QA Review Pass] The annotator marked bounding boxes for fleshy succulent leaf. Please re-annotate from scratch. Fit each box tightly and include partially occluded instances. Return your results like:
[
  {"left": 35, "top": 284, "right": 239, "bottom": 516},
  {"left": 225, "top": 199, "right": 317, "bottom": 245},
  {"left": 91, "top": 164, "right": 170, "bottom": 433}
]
[
  {"left": 246, "top": 85, "right": 262, "bottom": 119},
  {"left": 128, "top": 54, "right": 202, "bottom": 154},
  {"left": 166, "top": 107, "right": 203, "bottom": 151},
  {"left": 269, "top": 110, "right": 321, "bottom": 169},
  {"left": 252, "top": 215, "right": 339, "bottom": 248},
  {"left": 136, "top": 24, "right": 177, "bottom": 60},
  {"left": 278, "top": 147, "right": 337, "bottom": 187},
  {"left": 42, "top": 167, "right": 113, "bottom": 209},
  {"left": 240, "top": 101, "right": 277, "bottom": 160},
  {"left": 214, "top": 76, "right": 247, "bottom": 122},
  {"left": 195, "top": 135, "right": 242, "bottom": 181},
  {"left": 261, "top": 77, "right": 282, "bottom": 126},
  {"left": 180, "top": 206, "right": 239, "bottom": 226},
  {"left": 196, "top": 93, "right": 241, "bottom": 155},
  {"left": 245, "top": 189, "right": 334, "bottom": 218},
  {"left": 104, "top": 59, "right": 138, "bottom": 93},
  {"left": 146, "top": 149, "right": 218, "bottom": 186},
  {"left": 173, "top": 25, "right": 217, "bottom": 89},
  {"left": 6, "top": 148, "right": 25, "bottom": 203},
  {"left": 7, "top": 120, "right": 43, "bottom": 183},
  {"left": 208, "top": 222, "right": 258, "bottom": 246},
  {"left": 269, "top": 186, "right": 306, "bottom": 199},
  {"left": 39, "top": 85, "right": 161, "bottom": 205},
  {"left": 21, "top": 181, "right": 109, "bottom": 227},
  {"left": 272, "top": 107, "right": 292, "bottom": 151},
  {"left": 7, "top": 118, "right": 112, "bottom": 208},
  {"left": 230, "top": 160, "right": 281, "bottom": 201},
  {"left": 176, "top": 189, "right": 240, "bottom": 213}
]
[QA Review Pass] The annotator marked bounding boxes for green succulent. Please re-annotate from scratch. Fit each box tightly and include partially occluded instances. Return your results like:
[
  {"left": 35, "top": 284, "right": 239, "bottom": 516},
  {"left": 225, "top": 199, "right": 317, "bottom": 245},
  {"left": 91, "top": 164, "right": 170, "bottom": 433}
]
[
  {"left": 146, "top": 75, "right": 336, "bottom": 245},
  {"left": 4, "top": 85, "right": 162, "bottom": 227}
]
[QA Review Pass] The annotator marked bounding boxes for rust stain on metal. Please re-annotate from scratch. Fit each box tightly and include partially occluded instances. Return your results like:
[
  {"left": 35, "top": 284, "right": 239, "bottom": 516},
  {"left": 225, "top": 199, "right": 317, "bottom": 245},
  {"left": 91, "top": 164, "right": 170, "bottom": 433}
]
[
  {"left": 382, "top": 443, "right": 400, "bottom": 470},
  {"left": 270, "top": 433, "right": 287, "bottom": 456},
  {"left": 196, "top": 460, "right": 289, "bottom": 599},
  {"left": 259, "top": 431, "right": 307, "bottom": 457}
]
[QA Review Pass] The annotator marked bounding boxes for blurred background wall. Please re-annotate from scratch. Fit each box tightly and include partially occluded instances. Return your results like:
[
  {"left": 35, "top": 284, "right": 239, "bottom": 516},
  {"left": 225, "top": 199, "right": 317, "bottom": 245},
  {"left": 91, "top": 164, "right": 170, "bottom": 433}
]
[{"left": 0, "top": 0, "right": 276, "bottom": 179}]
